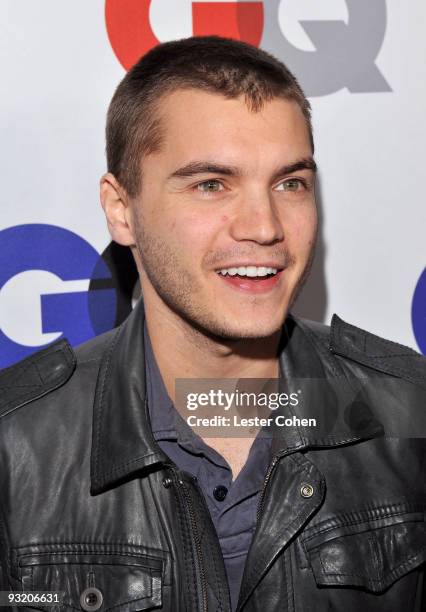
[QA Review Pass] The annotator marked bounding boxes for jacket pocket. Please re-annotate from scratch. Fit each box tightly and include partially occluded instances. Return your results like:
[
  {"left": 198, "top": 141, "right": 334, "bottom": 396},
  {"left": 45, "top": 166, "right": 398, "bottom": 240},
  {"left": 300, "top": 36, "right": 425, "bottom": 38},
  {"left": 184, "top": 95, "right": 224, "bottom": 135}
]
[
  {"left": 302, "top": 504, "right": 426, "bottom": 593},
  {"left": 11, "top": 543, "right": 165, "bottom": 611}
]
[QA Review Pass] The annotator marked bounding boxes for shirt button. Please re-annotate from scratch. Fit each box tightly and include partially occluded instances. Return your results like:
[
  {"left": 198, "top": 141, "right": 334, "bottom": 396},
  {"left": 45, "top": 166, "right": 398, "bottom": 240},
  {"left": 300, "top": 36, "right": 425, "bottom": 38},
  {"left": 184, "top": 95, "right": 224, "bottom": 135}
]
[
  {"left": 213, "top": 485, "right": 228, "bottom": 501},
  {"left": 300, "top": 483, "right": 314, "bottom": 498},
  {"left": 80, "top": 587, "right": 103, "bottom": 611}
]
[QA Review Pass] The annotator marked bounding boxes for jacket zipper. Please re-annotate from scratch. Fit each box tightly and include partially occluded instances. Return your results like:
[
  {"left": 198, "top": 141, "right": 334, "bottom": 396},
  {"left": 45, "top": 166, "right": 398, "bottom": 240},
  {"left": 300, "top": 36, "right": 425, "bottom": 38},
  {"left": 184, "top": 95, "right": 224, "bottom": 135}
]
[
  {"left": 173, "top": 470, "right": 208, "bottom": 612},
  {"left": 256, "top": 452, "right": 282, "bottom": 523},
  {"left": 234, "top": 453, "right": 283, "bottom": 612}
]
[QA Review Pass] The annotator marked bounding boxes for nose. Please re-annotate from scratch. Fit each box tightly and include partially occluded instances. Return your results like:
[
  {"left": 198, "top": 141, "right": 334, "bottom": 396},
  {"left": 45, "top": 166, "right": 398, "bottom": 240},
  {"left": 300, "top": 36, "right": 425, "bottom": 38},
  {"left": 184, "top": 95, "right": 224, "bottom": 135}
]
[{"left": 228, "top": 188, "right": 285, "bottom": 245}]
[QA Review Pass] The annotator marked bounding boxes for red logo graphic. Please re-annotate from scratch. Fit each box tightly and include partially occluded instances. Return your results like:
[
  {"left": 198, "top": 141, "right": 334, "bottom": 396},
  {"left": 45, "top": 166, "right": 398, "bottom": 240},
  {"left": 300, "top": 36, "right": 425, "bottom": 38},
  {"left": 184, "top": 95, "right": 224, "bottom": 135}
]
[{"left": 105, "top": 0, "right": 264, "bottom": 70}]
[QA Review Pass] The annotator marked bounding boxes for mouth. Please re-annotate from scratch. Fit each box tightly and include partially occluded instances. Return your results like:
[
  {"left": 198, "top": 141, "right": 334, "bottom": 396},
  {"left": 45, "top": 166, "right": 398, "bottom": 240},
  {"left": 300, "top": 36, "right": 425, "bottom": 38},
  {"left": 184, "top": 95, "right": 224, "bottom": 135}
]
[{"left": 214, "top": 266, "right": 284, "bottom": 294}]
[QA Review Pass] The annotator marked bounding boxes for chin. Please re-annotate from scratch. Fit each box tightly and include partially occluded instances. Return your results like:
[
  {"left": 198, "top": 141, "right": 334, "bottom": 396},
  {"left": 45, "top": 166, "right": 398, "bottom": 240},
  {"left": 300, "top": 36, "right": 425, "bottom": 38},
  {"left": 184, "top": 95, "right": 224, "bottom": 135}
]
[{"left": 206, "top": 318, "right": 284, "bottom": 341}]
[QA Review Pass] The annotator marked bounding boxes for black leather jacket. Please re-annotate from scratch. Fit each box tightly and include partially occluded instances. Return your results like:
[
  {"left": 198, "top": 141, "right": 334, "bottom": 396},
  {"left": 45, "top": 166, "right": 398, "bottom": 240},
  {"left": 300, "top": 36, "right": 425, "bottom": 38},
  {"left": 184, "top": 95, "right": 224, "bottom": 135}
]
[{"left": 0, "top": 297, "right": 425, "bottom": 611}]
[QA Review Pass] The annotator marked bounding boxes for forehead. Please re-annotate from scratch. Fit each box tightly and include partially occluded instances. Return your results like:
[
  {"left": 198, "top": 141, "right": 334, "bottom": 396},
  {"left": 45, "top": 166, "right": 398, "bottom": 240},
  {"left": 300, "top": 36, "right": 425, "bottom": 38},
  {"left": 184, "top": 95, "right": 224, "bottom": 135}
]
[{"left": 152, "top": 88, "right": 312, "bottom": 168}]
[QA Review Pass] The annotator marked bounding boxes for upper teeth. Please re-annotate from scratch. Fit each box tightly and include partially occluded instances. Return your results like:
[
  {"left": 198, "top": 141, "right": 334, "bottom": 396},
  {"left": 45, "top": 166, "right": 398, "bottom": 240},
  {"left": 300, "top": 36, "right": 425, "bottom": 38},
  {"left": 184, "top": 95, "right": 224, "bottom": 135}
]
[{"left": 218, "top": 266, "right": 278, "bottom": 277}]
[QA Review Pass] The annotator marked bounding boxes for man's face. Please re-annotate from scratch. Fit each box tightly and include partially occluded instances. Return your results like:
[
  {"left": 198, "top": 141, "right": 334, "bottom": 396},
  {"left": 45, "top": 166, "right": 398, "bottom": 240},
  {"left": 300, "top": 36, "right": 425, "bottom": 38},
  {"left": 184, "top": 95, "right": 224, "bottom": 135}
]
[{"left": 130, "top": 89, "right": 317, "bottom": 340}]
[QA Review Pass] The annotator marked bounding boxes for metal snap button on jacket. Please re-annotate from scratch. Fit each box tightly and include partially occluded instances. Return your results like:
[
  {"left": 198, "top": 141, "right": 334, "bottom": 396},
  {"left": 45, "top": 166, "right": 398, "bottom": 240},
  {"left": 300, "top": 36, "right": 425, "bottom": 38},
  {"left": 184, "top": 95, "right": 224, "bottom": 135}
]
[
  {"left": 80, "top": 587, "right": 103, "bottom": 611},
  {"left": 300, "top": 483, "right": 314, "bottom": 498},
  {"left": 162, "top": 477, "right": 173, "bottom": 488},
  {"left": 213, "top": 485, "right": 228, "bottom": 501}
]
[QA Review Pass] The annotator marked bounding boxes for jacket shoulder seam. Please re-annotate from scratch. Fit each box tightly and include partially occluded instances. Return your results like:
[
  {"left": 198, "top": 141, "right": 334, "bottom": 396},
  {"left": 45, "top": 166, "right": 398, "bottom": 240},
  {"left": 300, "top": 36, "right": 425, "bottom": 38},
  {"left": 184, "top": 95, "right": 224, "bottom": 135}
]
[
  {"left": 330, "top": 314, "right": 426, "bottom": 388},
  {"left": 331, "top": 314, "right": 421, "bottom": 357},
  {"left": 0, "top": 339, "right": 76, "bottom": 418}
]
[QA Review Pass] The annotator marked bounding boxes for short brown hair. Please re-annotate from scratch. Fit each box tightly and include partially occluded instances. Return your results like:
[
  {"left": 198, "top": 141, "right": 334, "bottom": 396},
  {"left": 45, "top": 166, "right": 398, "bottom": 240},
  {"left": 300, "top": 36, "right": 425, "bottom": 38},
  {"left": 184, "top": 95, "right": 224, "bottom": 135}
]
[{"left": 106, "top": 36, "right": 313, "bottom": 198}]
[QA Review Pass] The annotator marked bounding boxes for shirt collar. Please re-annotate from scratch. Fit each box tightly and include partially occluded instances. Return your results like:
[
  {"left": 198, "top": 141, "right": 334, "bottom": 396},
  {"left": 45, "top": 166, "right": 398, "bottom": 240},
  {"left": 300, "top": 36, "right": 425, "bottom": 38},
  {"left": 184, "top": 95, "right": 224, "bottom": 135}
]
[
  {"left": 143, "top": 318, "right": 178, "bottom": 439},
  {"left": 144, "top": 320, "right": 248, "bottom": 468}
]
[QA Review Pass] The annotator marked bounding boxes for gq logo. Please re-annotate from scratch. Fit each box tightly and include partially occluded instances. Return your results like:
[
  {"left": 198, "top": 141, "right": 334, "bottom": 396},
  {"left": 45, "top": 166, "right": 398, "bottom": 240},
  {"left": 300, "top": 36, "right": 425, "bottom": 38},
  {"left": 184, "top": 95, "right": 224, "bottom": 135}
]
[
  {"left": 0, "top": 225, "right": 117, "bottom": 368},
  {"left": 105, "top": 0, "right": 391, "bottom": 96},
  {"left": 412, "top": 268, "right": 426, "bottom": 355}
]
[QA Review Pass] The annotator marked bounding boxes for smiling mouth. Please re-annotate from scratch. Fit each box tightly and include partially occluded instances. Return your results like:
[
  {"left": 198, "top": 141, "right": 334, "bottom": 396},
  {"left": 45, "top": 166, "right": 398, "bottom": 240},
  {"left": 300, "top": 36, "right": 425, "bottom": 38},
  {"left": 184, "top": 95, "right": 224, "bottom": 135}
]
[
  {"left": 215, "top": 265, "right": 283, "bottom": 279},
  {"left": 215, "top": 268, "right": 284, "bottom": 293}
]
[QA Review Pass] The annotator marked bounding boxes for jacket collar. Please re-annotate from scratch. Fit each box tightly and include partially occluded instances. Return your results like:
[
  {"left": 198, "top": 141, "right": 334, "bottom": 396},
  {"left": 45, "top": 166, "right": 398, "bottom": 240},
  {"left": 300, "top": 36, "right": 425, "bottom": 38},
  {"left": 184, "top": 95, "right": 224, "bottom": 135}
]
[
  {"left": 90, "top": 298, "right": 169, "bottom": 495},
  {"left": 270, "top": 316, "right": 384, "bottom": 456},
  {"left": 90, "top": 298, "right": 383, "bottom": 494}
]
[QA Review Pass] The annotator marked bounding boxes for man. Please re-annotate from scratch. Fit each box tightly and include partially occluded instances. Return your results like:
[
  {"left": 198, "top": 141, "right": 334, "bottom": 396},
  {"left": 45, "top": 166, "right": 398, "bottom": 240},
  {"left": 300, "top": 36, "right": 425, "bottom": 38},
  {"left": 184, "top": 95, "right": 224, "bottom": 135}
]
[{"left": 0, "top": 36, "right": 425, "bottom": 612}]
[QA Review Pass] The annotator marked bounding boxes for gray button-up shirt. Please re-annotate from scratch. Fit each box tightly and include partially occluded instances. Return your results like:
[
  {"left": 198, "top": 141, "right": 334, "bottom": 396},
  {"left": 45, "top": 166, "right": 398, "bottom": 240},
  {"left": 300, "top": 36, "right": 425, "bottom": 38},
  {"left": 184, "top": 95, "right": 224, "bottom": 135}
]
[{"left": 143, "top": 322, "right": 273, "bottom": 610}]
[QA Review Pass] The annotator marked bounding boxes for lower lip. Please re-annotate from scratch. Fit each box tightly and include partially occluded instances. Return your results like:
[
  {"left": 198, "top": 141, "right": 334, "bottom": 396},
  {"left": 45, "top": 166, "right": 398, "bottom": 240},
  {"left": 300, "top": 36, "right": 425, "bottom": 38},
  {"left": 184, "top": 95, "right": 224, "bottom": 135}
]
[{"left": 216, "top": 270, "right": 284, "bottom": 294}]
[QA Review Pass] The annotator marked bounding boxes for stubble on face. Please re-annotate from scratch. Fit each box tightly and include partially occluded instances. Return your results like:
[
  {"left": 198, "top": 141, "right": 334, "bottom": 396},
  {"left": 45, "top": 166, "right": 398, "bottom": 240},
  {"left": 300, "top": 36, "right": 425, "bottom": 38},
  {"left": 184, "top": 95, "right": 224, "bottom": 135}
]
[
  {"left": 133, "top": 210, "right": 317, "bottom": 343},
  {"left": 133, "top": 211, "right": 203, "bottom": 321}
]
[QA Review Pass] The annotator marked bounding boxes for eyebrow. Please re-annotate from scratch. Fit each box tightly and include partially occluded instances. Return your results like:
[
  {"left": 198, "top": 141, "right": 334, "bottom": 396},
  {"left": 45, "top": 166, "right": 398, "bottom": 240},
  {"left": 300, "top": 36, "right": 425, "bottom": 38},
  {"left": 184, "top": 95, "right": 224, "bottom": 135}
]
[{"left": 168, "top": 157, "right": 317, "bottom": 181}]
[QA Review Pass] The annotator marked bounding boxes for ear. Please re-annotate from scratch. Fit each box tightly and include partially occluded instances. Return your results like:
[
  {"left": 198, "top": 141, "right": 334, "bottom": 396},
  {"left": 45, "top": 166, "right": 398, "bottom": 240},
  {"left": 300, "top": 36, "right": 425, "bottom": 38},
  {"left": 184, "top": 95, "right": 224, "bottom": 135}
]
[{"left": 100, "top": 173, "right": 136, "bottom": 246}]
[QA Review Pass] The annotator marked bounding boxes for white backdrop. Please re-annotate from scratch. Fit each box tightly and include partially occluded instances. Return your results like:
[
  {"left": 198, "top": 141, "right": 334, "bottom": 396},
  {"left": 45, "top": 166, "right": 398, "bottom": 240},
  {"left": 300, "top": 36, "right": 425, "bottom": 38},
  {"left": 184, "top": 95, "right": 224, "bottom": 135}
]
[{"left": 1, "top": 0, "right": 425, "bottom": 368}]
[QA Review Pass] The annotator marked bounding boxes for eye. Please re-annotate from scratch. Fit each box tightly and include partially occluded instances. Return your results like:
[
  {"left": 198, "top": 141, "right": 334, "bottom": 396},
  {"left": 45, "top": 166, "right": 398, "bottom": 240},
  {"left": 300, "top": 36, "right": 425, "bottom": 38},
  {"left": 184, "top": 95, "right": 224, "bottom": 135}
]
[
  {"left": 196, "top": 179, "right": 224, "bottom": 193},
  {"left": 275, "top": 178, "right": 306, "bottom": 192}
]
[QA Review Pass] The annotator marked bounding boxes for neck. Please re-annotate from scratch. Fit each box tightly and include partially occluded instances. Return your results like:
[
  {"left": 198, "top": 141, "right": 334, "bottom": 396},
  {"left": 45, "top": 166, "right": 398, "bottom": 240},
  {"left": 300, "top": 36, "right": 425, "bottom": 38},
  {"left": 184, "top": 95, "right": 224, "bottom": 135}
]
[{"left": 143, "top": 298, "right": 283, "bottom": 404}]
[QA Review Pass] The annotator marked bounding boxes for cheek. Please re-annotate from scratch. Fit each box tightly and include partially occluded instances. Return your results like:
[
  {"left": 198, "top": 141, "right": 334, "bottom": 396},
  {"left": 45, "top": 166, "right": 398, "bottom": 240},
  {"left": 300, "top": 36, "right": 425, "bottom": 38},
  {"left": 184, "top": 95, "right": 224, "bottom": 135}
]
[
  {"left": 169, "top": 211, "right": 224, "bottom": 254},
  {"left": 285, "top": 208, "right": 317, "bottom": 251}
]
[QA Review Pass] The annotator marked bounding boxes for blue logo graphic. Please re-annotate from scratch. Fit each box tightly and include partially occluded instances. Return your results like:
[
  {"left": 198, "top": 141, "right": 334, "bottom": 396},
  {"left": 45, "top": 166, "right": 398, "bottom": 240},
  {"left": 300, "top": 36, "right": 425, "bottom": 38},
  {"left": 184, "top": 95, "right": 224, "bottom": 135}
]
[
  {"left": 0, "top": 224, "right": 117, "bottom": 368},
  {"left": 412, "top": 268, "right": 426, "bottom": 355}
]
